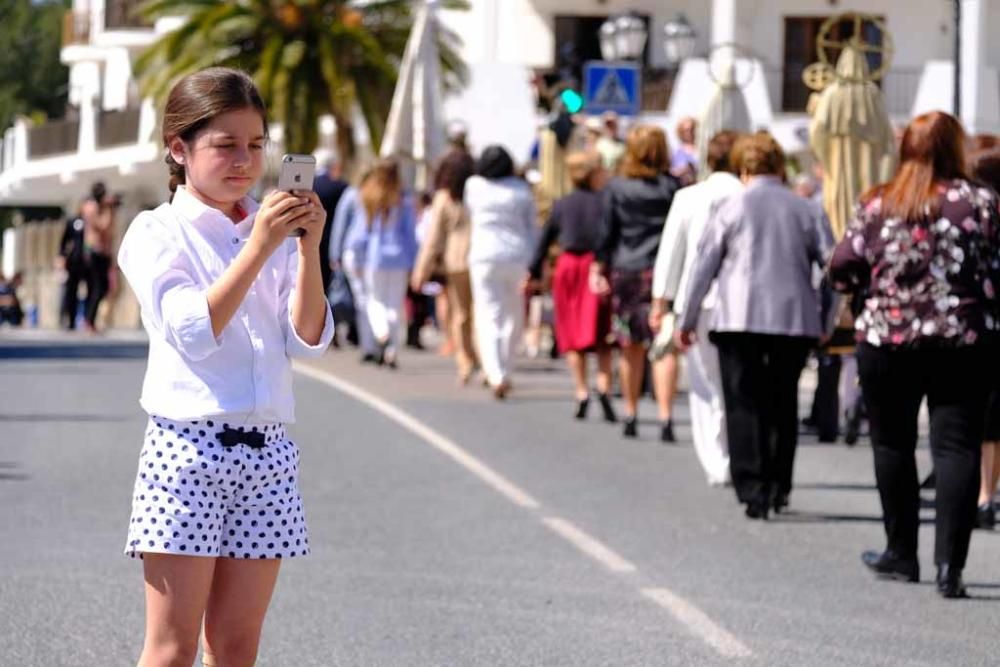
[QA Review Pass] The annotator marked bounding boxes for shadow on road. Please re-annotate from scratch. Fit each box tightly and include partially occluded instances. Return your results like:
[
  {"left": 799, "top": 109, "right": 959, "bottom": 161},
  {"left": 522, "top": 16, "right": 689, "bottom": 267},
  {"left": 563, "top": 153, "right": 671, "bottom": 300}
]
[
  {"left": 796, "top": 482, "right": 877, "bottom": 491},
  {"left": 0, "top": 462, "right": 29, "bottom": 482},
  {"left": 774, "top": 510, "right": 934, "bottom": 526},
  {"left": 0, "top": 413, "right": 135, "bottom": 423}
]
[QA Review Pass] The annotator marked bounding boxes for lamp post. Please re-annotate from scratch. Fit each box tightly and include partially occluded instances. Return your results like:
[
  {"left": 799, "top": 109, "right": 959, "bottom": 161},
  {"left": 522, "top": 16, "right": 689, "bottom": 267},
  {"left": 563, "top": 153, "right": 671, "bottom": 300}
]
[
  {"left": 662, "top": 13, "right": 697, "bottom": 68},
  {"left": 599, "top": 11, "right": 649, "bottom": 61}
]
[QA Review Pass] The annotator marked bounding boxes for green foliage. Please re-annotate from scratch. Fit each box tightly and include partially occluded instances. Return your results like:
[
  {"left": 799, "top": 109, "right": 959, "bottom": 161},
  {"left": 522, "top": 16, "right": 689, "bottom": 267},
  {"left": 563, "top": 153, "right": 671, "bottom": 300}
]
[
  {"left": 0, "top": 0, "right": 71, "bottom": 132},
  {"left": 135, "top": 0, "right": 469, "bottom": 159}
]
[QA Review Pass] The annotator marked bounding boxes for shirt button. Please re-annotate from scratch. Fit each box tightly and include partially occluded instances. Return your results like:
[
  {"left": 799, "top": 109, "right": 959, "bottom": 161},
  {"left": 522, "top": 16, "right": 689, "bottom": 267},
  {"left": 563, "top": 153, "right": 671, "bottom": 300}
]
[{"left": 232, "top": 238, "right": 239, "bottom": 244}]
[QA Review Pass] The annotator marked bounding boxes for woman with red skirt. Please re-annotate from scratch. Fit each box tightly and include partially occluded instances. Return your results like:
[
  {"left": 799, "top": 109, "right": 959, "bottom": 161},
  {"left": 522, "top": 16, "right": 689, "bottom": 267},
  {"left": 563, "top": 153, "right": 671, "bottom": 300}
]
[{"left": 529, "top": 151, "right": 616, "bottom": 422}]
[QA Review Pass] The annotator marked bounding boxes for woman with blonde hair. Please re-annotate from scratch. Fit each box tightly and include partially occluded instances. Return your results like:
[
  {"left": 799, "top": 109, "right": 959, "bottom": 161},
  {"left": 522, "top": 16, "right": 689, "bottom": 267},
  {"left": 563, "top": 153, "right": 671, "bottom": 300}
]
[
  {"left": 830, "top": 112, "right": 1000, "bottom": 597},
  {"left": 594, "top": 125, "right": 680, "bottom": 439},
  {"left": 530, "top": 150, "right": 616, "bottom": 421},
  {"left": 350, "top": 159, "right": 418, "bottom": 368}
]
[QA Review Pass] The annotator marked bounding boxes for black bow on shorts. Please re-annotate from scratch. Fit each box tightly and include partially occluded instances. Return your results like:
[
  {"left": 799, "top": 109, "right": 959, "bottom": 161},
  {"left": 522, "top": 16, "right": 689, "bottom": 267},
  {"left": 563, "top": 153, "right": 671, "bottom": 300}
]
[{"left": 216, "top": 425, "right": 266, "bottom": 449}]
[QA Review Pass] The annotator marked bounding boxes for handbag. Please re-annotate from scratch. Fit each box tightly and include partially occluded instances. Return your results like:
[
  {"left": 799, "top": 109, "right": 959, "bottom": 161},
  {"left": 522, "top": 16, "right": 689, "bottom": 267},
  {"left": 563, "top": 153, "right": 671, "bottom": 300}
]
[
  {"left": 648, "top": 311, "right": 677, "bottom": 361},
  {"left": 326, "top": 268, "right": 355, "bottom": 322}
]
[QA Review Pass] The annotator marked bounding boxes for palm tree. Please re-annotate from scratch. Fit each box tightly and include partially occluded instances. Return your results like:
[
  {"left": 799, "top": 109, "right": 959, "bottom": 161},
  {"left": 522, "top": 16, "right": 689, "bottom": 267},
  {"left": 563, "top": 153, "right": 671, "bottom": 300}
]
[{"left": 134, "top": 0, "right": 468, "bottom": 165}]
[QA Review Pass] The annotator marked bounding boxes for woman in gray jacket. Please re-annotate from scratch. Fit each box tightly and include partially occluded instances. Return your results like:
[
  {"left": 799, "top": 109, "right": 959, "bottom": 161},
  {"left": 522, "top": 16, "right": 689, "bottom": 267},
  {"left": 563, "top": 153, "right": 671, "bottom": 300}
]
[{"left": 675, "top": 132, "right": 834, "bottom": 520}]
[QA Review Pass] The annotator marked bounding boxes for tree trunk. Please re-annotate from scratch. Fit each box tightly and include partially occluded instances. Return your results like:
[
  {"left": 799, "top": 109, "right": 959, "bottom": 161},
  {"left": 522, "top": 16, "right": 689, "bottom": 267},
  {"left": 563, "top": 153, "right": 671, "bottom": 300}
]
[{"left": 333, "top": 111, "right": 358, "bottom": 179}]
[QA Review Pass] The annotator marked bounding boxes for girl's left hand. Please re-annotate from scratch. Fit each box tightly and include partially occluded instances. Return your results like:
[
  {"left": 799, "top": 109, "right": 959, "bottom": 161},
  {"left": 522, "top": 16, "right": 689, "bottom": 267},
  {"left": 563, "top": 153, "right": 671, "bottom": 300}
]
[{"left": 291, "top": 190, "right": 326, "bottom": 251}]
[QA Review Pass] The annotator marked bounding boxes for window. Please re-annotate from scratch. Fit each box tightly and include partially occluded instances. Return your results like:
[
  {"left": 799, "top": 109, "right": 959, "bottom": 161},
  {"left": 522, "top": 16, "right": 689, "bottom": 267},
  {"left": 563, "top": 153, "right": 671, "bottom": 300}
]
[
  {"left": 781, "top": 15, "right": 885, "bottom": 112},
  {"left": 553, "top": 14, "right": 650, "bottom": 86}
]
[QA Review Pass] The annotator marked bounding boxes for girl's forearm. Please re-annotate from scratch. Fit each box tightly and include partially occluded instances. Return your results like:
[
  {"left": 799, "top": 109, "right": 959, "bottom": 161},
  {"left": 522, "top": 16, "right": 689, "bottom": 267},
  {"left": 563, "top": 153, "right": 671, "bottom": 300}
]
[
  {"left": 206, "top": 244, "right": 269, "bottom": 338},
  {"left": 292, "top": 250, "right": 326, "bottom": 345}
]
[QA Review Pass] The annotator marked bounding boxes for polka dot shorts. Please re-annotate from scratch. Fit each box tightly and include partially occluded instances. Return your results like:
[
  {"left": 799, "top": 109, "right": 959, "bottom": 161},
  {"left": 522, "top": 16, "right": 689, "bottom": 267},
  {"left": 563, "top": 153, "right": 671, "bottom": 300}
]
[{"left": 125, "top": 416, "right": 309, "bottom": 560}]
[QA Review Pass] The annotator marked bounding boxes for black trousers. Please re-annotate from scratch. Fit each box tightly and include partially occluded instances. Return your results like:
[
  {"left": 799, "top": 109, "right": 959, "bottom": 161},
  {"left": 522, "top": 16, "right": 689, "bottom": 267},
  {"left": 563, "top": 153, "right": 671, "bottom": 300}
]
[
  {"left": 809, "top": 352, "right": 841, "bottom": 441},
  {"left": 84, "top": 252, "right": 111, "bottom": 327},
  {"left": 60, "top": 264, "right": 87, "bottom": 330},
  {"left": 712, "top": 332, "right": 813, "bottom": 506},
  {"left": 857, "top": 343, "right": 988, "bottom": 568}
]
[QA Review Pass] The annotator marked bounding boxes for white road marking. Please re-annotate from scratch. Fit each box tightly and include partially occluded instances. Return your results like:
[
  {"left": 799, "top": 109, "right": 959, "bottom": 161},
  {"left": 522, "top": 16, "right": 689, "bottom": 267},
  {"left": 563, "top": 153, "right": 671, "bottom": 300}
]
[
  {"left": 641, "top": 588, "right": 753, "bottom": 659},
  {"left": 294, "top": 361, "right": 751, "bottom": 659},
  {"left": 293, "top": 362, "right": 540, "bottom": 509},
  {"left": 542, "top": 516, "right": 637, "bottom": 573}
]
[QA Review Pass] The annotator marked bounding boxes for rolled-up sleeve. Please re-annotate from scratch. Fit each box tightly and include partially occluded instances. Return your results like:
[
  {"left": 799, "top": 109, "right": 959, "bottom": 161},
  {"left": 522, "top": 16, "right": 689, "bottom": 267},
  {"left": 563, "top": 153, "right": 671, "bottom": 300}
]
[
  {"left": 118, "top": 214, "right": 221, "bottom": 361},
  {"left": 280, "top": 245, "right": 335, "bottom": 358}
]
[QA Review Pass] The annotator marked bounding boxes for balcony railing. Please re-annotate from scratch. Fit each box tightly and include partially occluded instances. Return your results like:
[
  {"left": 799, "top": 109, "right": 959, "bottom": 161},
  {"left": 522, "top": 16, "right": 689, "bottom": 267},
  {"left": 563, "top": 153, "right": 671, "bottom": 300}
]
[
  {"left": 104, "top": 0, "right": 152, "bottom": 30},
  {"left": 764, "top": 65, "right": 922, "bottom": 117},
  {"left": 27, "top": 118, "right": 80, "bottom": 159},
  {"left": 97, "top": 108, "right": 141, "bottom": 148},
  {"left": 62, "top": 10, "right": 90, "bottom": 46}
]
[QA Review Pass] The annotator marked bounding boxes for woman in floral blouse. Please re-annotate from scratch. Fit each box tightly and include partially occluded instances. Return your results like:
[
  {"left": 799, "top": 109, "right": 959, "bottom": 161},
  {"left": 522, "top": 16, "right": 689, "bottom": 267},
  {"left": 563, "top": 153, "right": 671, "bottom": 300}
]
[{"left": 829, "top": 111, "right": 1000, "bottom": 599}]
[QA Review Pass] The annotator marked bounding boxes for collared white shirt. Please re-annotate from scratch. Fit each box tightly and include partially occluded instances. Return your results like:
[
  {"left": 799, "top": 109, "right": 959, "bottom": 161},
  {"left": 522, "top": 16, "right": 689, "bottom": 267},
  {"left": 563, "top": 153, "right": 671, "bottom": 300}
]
[
  {"left": 652, "top": 171, "right": 743, "bottom": 314},
  {"left": 118, "top": 186, "right": 334, "bottom": 424}
]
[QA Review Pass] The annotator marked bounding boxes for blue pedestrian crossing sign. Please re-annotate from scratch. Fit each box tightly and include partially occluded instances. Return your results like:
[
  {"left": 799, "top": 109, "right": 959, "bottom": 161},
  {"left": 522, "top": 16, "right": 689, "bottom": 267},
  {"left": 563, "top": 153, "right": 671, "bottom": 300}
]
[{"left": 584, "top": 62, "right": 642, "bottom": 116}]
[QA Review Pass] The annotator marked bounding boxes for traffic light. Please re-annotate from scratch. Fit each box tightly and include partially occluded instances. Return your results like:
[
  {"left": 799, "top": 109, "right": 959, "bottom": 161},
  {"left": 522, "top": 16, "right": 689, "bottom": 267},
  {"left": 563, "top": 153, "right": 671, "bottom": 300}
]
[{"left": 559, "top": 87, "right": 585, "bottom": 114}]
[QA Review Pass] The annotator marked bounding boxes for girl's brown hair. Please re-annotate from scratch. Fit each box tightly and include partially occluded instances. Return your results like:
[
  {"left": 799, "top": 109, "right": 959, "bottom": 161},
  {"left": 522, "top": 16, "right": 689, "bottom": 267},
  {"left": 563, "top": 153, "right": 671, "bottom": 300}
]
[
  {"left": 360, "top": 159, "right": 402, "bottom": 225},
  {"left": 162, "top": 67, "right": 268, "bottom": 194},
  {"left": 866, "top": 111, "right": 967, "bottom": 220},
  {"left": 434, "top": 149, "right": 475, "bottom": 201},
  {"left": 619, "top": 125, "right": 670, "bottom": 179}
]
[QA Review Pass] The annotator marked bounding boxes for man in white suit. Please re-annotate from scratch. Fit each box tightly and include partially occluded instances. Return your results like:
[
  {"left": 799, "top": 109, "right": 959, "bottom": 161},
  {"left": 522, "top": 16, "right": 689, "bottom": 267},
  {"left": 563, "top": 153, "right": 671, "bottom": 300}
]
[{"left": 650, "top": 130, "right": 743, "bottom": 486}]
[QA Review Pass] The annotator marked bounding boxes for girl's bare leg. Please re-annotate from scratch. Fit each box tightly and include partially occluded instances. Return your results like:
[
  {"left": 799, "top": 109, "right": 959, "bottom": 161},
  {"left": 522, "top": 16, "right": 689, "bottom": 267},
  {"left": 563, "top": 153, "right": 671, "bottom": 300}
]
[
  {"left": 654, "top": 351, "right": 679, "bottom": 422},
  {"left": 138, "top": 554, "right": 216, "bottom": 667},
  {"left": 201, "top": 558, "right": 281, "bottom": 667},
  {"left": 566, "top": 351, "right": 588, "bottom": 401},
  {"left": 620, "top": 343, "right": 646, "bottom": 418},
  {"left": 981, "top": 442, "right": 999, "bottom": 506},
  {"left": 596, "top": 348, "right": 613, "bottom": 396}
]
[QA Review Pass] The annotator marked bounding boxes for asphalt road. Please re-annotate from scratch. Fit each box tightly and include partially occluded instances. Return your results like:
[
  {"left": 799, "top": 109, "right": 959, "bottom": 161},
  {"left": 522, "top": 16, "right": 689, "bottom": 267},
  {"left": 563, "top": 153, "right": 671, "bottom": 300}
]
[{"left": 2, "top": 336, "right": 1000, "bottom": 666}]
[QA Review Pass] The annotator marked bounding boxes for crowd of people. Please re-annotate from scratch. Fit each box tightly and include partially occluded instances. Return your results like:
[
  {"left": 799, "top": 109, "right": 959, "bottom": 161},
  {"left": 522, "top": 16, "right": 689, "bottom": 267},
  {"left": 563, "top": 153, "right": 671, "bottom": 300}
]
[{"left": 317, "top": 109, "right": 1000, "bottom": 600}]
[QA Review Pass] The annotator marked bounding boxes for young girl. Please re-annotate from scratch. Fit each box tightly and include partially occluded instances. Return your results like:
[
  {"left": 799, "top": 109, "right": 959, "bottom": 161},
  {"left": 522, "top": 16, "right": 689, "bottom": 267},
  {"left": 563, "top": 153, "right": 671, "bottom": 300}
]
[{"left": 118, "top": 67, "right": 333, "bottom": 666}]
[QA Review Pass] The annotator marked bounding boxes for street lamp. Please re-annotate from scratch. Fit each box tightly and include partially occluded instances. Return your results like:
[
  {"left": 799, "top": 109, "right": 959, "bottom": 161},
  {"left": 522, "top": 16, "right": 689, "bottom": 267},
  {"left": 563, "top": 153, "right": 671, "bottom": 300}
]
[
  {"left": 599, "top": 12, "right": 648, "bottom": 61},
  {"left": 662, "top": 13, "right": 697, "bottom": 68}
]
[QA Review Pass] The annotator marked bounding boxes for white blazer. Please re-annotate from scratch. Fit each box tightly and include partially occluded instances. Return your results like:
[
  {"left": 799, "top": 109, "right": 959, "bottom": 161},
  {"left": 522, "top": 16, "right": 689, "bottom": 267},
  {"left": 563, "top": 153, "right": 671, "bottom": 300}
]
[{"left": 652, "top": 171, "right": 742, "bottom": 314}]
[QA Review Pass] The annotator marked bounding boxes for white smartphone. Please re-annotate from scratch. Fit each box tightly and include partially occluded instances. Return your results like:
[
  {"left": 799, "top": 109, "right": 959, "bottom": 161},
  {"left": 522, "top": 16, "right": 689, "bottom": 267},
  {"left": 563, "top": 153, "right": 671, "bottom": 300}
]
[{"left": 277, "top": 153, "right": 316, "bottom": 237}]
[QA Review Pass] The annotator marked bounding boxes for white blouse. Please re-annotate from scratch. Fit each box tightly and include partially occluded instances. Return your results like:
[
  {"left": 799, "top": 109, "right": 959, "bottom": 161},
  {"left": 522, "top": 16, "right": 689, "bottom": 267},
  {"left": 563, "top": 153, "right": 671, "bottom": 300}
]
[{"left": 118, "top": 186, "right": 334, "bottom": 424}]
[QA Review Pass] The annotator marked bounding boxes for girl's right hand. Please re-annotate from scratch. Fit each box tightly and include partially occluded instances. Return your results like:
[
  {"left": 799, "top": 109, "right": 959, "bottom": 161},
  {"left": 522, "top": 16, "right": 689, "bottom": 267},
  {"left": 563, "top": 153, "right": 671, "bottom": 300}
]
[{"left": 249, "top": 191, "right": 311, "bottom": 255}]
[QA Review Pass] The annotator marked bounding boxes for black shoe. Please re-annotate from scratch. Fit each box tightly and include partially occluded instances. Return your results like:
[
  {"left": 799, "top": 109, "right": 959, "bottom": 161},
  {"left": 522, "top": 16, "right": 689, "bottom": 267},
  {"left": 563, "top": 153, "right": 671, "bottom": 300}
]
[
  {"left": 745, "top": 501, "right": 769, "bottom": 520},
  {"left": 920, "top": 471, "right": 936, "bottom": 490},
  {"left": 598, "top": 393, "right": 618, "bottom": 423},
  {"left": 843, "top": 405, "right": 862, "bottom": 446},
  {"left": 936, "top": 564, "right": 968, "bottom": 598},
  {"left": 660, "top": 420, "right": 676, "bottom": 444},
  {"left": 623, "top": 417, "right": 638, "bottom": 438},
  {"left": 771, "top": 492, "right": 790, "bottom": 514},
  {"left": 974, "top": 503, "right": 996, "bottom": 530},
  {"left": 861, "top": 550, "right": 920, "bottom": 582},
  {"left": 574, "top": 398, "right": 590, "bottom": 420},
  {"left": 375, "top": 340, "right": 389, "bottom": 366},
  {"left": 360, "top": 353, "right": 376, "bottom": 364}
]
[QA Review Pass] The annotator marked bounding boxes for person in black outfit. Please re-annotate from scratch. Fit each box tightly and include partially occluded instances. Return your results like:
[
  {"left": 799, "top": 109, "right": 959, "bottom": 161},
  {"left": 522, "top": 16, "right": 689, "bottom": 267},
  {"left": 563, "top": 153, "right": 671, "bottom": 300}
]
[
  {"left": 313, "top": 150, "right": 349, "bottom": 345},
  {"left": 313, "top": 151, "right": 349, "bottom": 293},
  {"left": 829, "top": 112, "right": 1000, "bottom": 598},
  {"left": 57, "top": 208, "right": 88, "bottom": 330}
]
